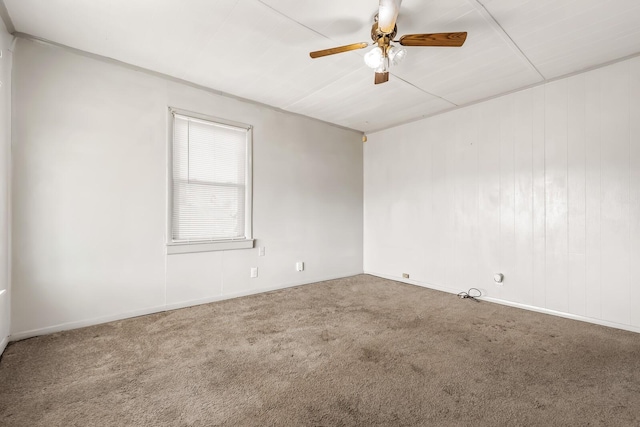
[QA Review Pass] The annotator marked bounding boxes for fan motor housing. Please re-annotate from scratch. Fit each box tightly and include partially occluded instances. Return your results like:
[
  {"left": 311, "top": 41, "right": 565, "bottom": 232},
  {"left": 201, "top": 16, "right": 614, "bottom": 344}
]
[{"left": 371, "top": 22, "right": 397, "bottom": 41}]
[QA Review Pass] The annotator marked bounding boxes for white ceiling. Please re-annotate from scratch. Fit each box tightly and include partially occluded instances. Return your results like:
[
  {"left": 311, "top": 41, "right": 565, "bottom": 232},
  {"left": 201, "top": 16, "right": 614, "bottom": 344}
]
[{"left": 3, "top": 0, "right": 640, "bottom": 132}]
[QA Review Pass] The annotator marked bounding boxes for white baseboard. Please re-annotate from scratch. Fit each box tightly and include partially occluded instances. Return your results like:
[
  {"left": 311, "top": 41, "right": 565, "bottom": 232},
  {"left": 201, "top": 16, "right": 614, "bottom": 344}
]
[
  {"left": 9, "top": 305, "right": 166, "bottom": 342},
  {"left": 164, "top": 271, "right": 364, "bottom": 312},
  {"left": 10, "top": 271, "right": 364, "bottom": 342},
  {"left": 364, "top": 271, "right": 462, "bottom": 295},
  {"left": 0, "top": 335, "right": 8, "bottom": 357},
  {"left": 480, "top": 296, "right": 640, "bottom": 334},
  {"left": 365, "top": 271, "right": 640, "bottom": 335}
]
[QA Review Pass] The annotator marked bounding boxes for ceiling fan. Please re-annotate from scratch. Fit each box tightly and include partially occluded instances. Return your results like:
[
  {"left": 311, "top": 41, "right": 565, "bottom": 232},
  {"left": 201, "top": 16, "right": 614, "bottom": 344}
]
[{"left": 309, "top": 0, "right": 467, "bottom": 84}]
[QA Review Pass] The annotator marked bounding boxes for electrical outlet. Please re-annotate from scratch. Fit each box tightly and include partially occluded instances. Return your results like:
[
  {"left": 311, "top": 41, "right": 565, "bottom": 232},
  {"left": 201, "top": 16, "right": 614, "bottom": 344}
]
[
  {"left": 296, "top": 261, "right": 304, "bottom": 272},
  {"left": 250, "top": 267, "right": 258, "bottom": 278},
  {"left": 402, "top": 273, "right": 410, "bottom": 279},
  {"left": 258, "top": 246, "right": 265, "bottom": 256}
]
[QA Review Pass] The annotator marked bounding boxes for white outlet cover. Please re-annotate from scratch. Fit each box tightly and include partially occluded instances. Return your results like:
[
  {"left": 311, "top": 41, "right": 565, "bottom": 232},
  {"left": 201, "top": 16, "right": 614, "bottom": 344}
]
[
  {"left": 250, "top": 267, "right": 258, "bottom": 278},
  {"left": 296, "top": 262, "right": 304, "bottom": 272},
  {"left": 258, "top": 246, "right": 265, "bottom": 256}
]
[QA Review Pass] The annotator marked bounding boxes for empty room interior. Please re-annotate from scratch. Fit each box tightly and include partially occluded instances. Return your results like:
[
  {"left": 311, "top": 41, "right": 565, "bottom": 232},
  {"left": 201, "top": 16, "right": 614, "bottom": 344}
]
[{"left": 1, "top": 0, "right": 640, "bottom": 425}]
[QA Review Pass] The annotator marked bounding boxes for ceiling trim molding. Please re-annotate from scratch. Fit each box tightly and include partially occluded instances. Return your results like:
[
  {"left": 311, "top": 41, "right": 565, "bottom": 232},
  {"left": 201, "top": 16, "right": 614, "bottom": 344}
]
[
  {"left": 13, "top": 32, "right": 363, "bottom": 135},
  {"left": 467, "top": 0, "right": 545, "bottom": 82},
  {"left": 0, "top": 0, "right": 15, "bottom": 34}
]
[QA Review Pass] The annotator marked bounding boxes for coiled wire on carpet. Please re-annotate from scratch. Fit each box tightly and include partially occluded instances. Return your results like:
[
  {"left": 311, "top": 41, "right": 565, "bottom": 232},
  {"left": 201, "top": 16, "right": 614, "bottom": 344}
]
[{"left": 457, "top": 288, "right": 482, "bottom": 302}]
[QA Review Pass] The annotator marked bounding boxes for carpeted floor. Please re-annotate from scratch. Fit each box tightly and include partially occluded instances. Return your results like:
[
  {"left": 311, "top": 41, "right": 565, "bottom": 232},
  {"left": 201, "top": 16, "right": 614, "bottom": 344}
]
[{"left": 1, "top": 274, "right": 639, "bottom": 426}]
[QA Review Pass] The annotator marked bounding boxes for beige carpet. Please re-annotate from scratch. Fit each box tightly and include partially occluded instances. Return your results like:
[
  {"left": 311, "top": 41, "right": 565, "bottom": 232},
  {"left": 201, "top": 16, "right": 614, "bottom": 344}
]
[{"left": 1, "top": 274, "right": 639, "bottom": 426}]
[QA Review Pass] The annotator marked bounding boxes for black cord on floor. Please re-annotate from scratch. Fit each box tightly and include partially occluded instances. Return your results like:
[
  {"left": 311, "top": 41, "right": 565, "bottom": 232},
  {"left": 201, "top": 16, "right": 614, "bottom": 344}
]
[{"left": 457, "top": 288, "right": 482, "bottom": 302}]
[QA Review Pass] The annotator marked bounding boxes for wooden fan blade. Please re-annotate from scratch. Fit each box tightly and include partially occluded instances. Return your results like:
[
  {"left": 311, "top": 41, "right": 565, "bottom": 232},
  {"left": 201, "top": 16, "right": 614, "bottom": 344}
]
[
  {"left": 309, "top": 42, "right": 369, "bottom": 58},
  {"left": 399, "top": 32, "right": 467, "bottom": 47},
  {"left": 374, "top": 72, "right": 389, "bottom": 85}
]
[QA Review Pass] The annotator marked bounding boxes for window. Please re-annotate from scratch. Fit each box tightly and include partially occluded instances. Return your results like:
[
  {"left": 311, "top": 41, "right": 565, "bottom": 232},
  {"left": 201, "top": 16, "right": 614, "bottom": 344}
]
[{"left": 168, "top": 108, "right": 253, "bottom": 254}]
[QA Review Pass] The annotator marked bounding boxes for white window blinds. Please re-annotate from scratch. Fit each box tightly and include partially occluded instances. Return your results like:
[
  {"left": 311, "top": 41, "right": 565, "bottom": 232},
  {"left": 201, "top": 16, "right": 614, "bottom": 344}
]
[{"left": 171, "top": 112, "right": 251, "bottom": 243}]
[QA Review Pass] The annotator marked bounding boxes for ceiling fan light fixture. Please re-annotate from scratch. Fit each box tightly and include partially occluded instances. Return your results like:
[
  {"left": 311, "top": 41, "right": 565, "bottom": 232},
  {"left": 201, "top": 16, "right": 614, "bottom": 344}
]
[
  {"left": 308, "top": 0, "right": 467, "bottom": 86},
  {"left": 388, "top": 45, "right": 407, "bottom": 65},
  {"left": 364, "top": 46, "right": 384, "bottom": 69}
]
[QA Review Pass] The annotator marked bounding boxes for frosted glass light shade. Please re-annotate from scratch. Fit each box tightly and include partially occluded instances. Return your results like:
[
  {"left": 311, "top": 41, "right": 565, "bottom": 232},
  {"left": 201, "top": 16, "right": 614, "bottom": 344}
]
[
  {"left": 388, "top": 45, "right": 407, "bottom": 65},
  {"left": 364, "top": 47, "right": 384, "bottom": 69}
]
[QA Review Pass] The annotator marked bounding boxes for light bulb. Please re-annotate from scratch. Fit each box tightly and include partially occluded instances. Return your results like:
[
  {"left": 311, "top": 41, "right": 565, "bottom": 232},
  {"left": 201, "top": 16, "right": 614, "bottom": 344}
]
[
  {"left": 388, "top": 45, "right": 407, "bottom": 65},
  {"left": 364, "top": 47, "right": 384, "bottom": 69}
]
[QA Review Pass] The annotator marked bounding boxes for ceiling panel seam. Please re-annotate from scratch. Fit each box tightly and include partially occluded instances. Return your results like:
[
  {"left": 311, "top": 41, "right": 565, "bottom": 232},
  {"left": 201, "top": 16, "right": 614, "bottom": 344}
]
[
  {"left": 468, "top": 0, "right": 546, "bottom": 82},
  {"left": 0, "top": 0, "right": 15, "bottom": 34},
  {"left": 391, "top": 74, "right": 458, "bottom": 107},
  {"left": 257, "top": 0, "right": 335, "bottom": 41},
  {"left": 282, "top": 66, "right": 367, "bottom": 110},
  {"left": 217, "top": 0, "right": 241, "bottom": 35}
]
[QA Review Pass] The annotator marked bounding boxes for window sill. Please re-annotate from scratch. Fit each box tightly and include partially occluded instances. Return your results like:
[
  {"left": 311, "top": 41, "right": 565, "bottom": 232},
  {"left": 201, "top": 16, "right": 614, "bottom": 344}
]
[{"left": 167, "top": 239, "right": 254, "bottom": 255}]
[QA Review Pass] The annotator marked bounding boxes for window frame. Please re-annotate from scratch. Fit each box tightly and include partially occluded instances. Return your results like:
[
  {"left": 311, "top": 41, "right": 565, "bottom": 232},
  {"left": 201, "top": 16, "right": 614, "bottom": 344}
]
[{"left": 166, "top": 107, "right": 254, "bottom": 254}]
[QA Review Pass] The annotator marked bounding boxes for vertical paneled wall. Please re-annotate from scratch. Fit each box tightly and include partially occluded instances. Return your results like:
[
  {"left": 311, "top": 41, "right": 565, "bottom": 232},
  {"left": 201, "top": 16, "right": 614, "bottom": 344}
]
[{"left": 364, "top": 57, "right": 640, "bottom": 331}]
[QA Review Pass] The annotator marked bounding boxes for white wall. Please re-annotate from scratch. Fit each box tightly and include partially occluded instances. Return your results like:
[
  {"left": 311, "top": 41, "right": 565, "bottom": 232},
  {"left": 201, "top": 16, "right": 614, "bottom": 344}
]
[
  {"left": 0, "top": 19, "right": 12, "bottom": 354},
  {"left": 365, "top": 57, "right": 640, "bottom": 332},
  {"left": 11, "top": 38, "right": 363, "bottom": 338}
]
